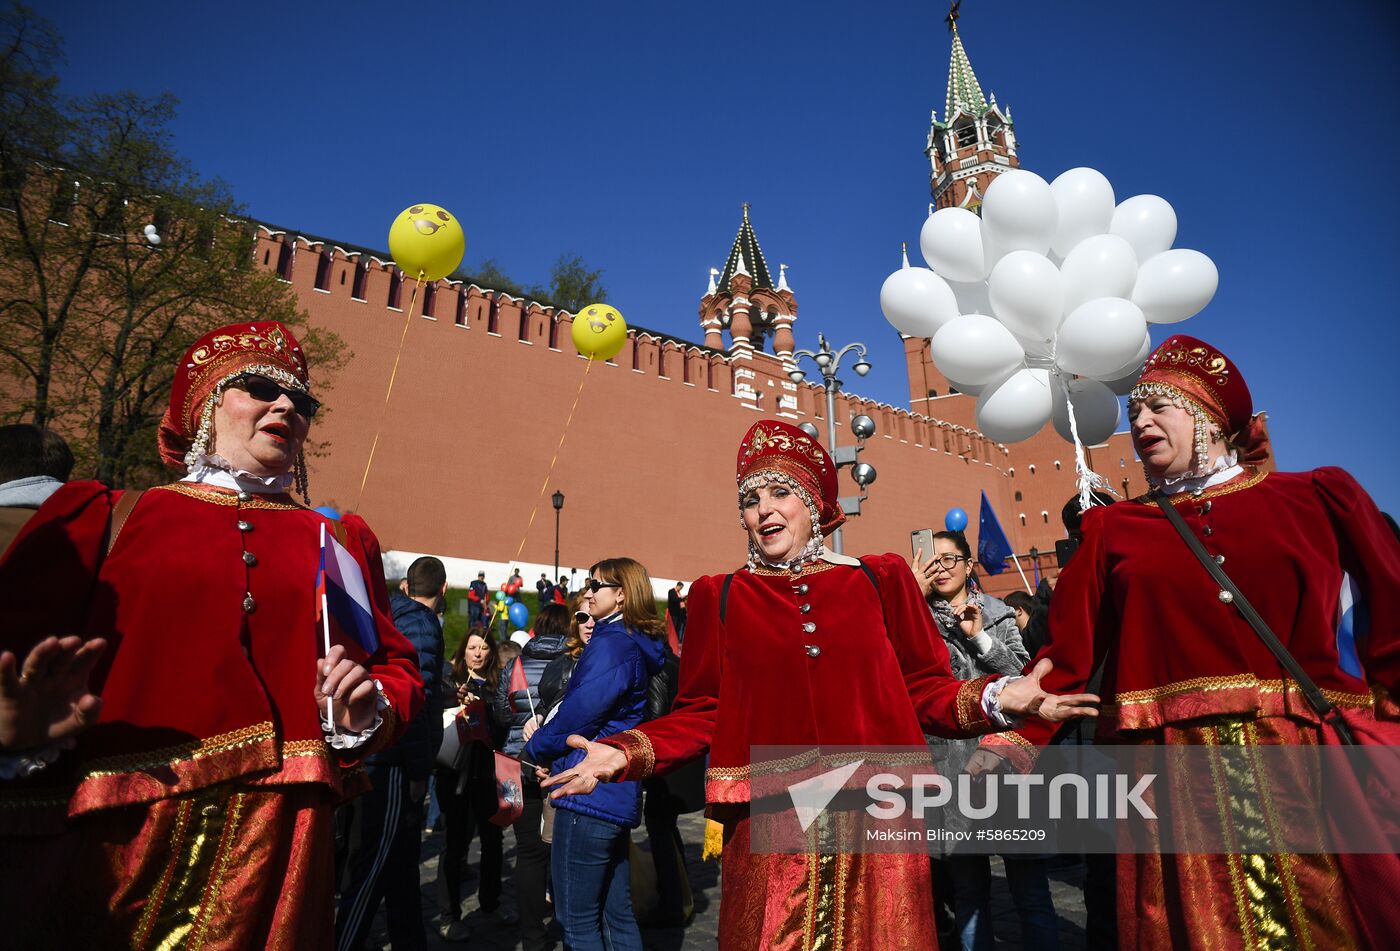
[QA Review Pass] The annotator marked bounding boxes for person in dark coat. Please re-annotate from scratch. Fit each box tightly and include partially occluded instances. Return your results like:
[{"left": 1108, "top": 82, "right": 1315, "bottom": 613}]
[
  {"left": 492, "top": 603, "right": 570, "bottom": 951},
  {"left": 336, "top": 556, "right": 446, "bottom": 951}
]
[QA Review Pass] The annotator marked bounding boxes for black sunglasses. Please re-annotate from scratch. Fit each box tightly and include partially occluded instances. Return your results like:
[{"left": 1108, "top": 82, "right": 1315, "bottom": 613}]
[
  {"left": 574, "top": 611, "right": 591, "bottom": 623},
  {"left": 583, "top": 579, "right": 621, "bottom": 593},
  {"left": 226, "top": 373, "right": 320, "bottom": 418}
]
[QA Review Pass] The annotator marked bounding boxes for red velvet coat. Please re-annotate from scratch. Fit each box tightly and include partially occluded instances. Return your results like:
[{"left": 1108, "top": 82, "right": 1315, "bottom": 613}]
[
  {"left": 604, "top": 552, "right": 996, "bottom": 801},
  {"left": 984, "top": 466, "right": 1400, "bottom": 754},
  {"left": 0, "top": 480, "right": 423, "bottom": 832}
]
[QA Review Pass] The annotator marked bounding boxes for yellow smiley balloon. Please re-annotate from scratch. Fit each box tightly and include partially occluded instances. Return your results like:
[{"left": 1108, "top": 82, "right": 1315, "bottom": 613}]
[
  {"left": 387, "top": 203, "right": 466, "bottom": 282},
  {"left": 571, "top": 303, "right": 628, "bottom": 361}
]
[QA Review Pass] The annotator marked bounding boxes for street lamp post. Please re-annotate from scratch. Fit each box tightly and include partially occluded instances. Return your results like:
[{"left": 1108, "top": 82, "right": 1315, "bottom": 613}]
[
  {"left": 788, "top": 332, "right": 876, "bottom": 554},
  {"left": 552, "top": 490, "right": 565, "bottom": 580}
]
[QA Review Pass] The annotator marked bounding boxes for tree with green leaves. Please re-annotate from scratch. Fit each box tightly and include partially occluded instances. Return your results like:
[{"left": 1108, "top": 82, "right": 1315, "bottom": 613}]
[
  {"left": 0, "top": 3, "right": 346, "bottom": 487},
  {"left": 538, "top": 253, "right": 606, "bottom": 312}
]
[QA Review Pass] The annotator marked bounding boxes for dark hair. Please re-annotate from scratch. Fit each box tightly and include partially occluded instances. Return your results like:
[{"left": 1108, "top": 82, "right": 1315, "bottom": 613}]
[
  {"left": 532, "top": 602, "right": 571, "bottom": 640},
  {"left": 931, "top": 530, "right": 971, "bottom": 560},
  {"left": 0, "top": 424, "right": 74, "bottom": 484},
  {"left": 451, "top": 626, "right": 501, "bottom": 691},
  {"left": 1061, "top": 492, "right": 1116, "bottom": 536},
  {"left": 405, "top": 556, "right": 447, "bottom": 598},
  {"left": 1004, "top": 590, "right": 1039, "bottom": 615}
]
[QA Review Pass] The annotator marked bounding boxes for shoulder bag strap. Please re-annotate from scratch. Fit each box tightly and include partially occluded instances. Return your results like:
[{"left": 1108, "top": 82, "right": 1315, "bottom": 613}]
[
  {"left": 106, "top": 489, "right": 145, "bottom": 557},
  {"left": 1155, "top": 490, "right": 1356, "bottom": 745}
]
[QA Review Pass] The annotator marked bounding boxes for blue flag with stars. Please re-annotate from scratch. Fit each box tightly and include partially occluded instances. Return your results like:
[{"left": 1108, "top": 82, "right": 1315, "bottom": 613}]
[{"left": 977, "top": 491, "right": 1013, "bottom": 575}]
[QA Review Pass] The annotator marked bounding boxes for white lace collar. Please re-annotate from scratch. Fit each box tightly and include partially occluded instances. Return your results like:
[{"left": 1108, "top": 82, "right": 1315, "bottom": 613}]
[
  {"left": 182, "top": 453, "right": 294, "bottom": 494},
  {"left": 1150, "top": 452, "right": 1243, "bottom": 497}
]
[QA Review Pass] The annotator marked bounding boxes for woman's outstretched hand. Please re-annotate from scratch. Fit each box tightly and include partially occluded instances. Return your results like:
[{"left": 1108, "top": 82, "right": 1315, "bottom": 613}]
[
  {"left": 0, "top": 636, "right": 108, "bottom": 750},
  {"left": 997, "top": 658, "right": 1099, "bottom": 723},
  {"left": 314, "top": 644, "right": 379, "bottom": 732},
  {"left": 538, "top": 734, "right": 627, "bottom": 799}
]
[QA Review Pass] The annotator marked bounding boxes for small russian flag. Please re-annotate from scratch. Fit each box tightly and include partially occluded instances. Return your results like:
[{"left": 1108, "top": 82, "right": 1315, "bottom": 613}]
[{"left": 317, "top": 522, "right": 379, "bottom": 658}]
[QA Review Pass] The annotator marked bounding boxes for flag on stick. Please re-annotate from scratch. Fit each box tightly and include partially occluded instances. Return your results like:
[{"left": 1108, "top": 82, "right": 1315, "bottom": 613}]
[
  {"left": 977, "top": 491, "right": 1013, "bottom": 576},
  {"left": 317, "top": 522, "right": 379, "bottom": 658}
]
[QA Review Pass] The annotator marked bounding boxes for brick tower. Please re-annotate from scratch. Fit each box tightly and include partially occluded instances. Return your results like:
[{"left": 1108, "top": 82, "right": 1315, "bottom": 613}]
[
  {"left": 926, "top": 13, "right": 1019, "bottom": 211},
  {"left": 699, "top": 204, "right": 797, "bottom": 365}
]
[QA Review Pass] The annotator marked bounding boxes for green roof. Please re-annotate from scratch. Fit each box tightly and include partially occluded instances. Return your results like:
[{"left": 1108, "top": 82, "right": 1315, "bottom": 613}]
[
  {"left": 937, "top": 24, "right": 990, "bottom": 128},
  {"left": 717, "top": 203, "right": 774, "bottom": 293}
]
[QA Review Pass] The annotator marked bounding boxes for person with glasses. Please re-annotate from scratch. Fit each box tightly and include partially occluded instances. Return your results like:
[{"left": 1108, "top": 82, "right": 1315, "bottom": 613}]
[
  {"left": 524, "top": 558, "right": 667, "bottom": 951},
  {"left": 0, "top": 321, "right": 423, "bottom": 947},
  {"left": 539, "top": 420, "right": 1096, "bottom": 950},
  {"left": 968, "top": 335, "right": 1400, "bottom": 949},
  {"left": 913, "top": 531, "right": 1055, "bottom": 951}
]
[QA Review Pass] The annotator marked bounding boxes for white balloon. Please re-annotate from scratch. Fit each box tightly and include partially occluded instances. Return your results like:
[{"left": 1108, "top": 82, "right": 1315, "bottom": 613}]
[
  {"left": 976, "top": 368, "right": 1053, "bottom": 443},
  {"left": 920, "top": 208, "right": 987, "bottom": 283},
  {"left": 1013, "top": 330, "right": 1055, "bottom": 360},
  {"left": 1056, "top": 297, "right": 1149, "bottom": 379},
  {"left": 1050, "top": 167, "right": 1116, "bottom": 257},
  {"left": 930, "top": 314, "right": 1026, "bottom": 386},
  {"left": 1132, "top": 249, "right": 1219, "bottom": 324},
  {"left": 1051, "top": 377, "right": 1122, "bottom": 446},
  {"left": 1059, "top": 234, "right": 1138, "bottom": 316},
  {"left": 988, "top": 250, "right": 1064, "bottom": 342},
  {"left": 879, "top": 265, "right": 959, "bottom": 338},
  {"left": 980, "top": 169, "right": 1058, "bottom": 264},
  {"left": 1110, "top": 195, "right": 1177, "bottom": 262},
  {"left": 947, "top": 278, "right": 991, "bottom": 318},
  {"left": 1101, "top": 332, "right": 1153, "bottom": 395}
]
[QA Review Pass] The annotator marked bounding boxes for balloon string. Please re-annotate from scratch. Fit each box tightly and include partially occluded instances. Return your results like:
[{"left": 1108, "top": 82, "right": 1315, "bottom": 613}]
[
  {"left": 357, "top": 272, "right": 425, "bottom": 509},
  {"left": 1059, "top": 373, "right": 1116, "bottom": 514},
  {"left": 487, "top": 358, "right": 595, "bottom": 633}
]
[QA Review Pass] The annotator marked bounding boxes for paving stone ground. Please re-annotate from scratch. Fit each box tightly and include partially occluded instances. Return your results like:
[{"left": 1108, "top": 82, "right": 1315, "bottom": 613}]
[{"left": 357, "top": 812, "right": 1092, "bottom": 950}]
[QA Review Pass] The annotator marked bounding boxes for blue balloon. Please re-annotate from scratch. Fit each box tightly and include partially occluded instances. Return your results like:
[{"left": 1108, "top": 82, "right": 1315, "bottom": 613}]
[
  {"left": 314, "top": 505, "right": 340, "bottom": 519},
  {"left": 507, "top": 601, "right": 530, "bottom": 629},
  {"left": 944, "top": 507, "right": 969, "bottom": 532},
  {"left": 504, "top": 595, "right": 515, "bottom": 606}
]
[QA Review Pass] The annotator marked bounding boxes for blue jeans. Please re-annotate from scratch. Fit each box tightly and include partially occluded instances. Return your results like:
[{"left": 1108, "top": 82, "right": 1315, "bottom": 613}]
[
  {"left": 550, "top": 809, "right": 642, "bottom": 951},
  {"left": 950, "top": 854, "right": 1059, "bottom": 951}
]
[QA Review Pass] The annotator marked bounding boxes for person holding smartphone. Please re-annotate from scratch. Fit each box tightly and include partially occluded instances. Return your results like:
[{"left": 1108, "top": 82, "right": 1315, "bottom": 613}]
[{"left": 912, "top": 531, "right": 1055, "bottom": 951}]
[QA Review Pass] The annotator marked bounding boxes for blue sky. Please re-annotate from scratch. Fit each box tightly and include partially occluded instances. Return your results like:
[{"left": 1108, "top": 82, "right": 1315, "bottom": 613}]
[{"left": 47, "top": 0, "right": 1400, "bottom": 512}]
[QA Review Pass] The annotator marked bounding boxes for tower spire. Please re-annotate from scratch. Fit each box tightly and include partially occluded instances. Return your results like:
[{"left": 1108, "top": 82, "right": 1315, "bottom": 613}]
[
  {"left": 944, "top": 20, "right": 988, "bottom": 122},
  {"left": 717, "top": 203, "right": 773, "bottom": 292}
]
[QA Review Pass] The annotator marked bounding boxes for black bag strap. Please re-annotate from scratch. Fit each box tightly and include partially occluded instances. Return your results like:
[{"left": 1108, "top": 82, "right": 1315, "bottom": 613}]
[{"left": 1155, "top": 490, "right": 1357, "bottom": 745}]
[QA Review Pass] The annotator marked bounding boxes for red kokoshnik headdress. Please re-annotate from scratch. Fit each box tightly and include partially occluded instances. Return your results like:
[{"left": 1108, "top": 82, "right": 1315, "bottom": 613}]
[
  {"left": 1130, "top": 334, "right": 1270, "bottom": 467},
  {"left": 735, "top": 419, "right": 846, "bottom": 537},
  {"left": 157, "top": 321, "right": 311, "bottom": 471}
]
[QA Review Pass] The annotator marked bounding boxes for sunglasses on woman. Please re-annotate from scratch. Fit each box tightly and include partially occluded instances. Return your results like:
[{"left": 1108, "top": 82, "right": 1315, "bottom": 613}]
[
  {"left": 583, "top": 579, "right": 622, "bottom": 593},
  {"left": 225, "top": 373, "right": 321, "bottom": 418}
]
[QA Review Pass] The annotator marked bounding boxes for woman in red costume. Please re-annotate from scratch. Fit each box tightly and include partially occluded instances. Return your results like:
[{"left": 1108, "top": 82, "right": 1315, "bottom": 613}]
[
  {"left": 973, "top": 334, "right": 1400, "bottom": 950},
  {"left": 0, "top": 321, "right": 423, "bottom": 948},
  {"left": 542, "top": 419, "right": 1097, "bottom": 950}
]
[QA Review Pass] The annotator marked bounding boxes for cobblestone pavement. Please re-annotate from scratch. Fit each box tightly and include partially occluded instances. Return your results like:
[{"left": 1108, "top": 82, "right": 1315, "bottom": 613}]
[{"left": 359, "top": 812, "right": 1092, "bottom": 950}]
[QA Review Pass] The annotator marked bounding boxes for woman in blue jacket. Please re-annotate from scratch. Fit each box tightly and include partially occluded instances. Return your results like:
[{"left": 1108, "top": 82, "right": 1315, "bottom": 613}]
[{"left": 523, "top": 557, "right": 665, "bottom": 951}]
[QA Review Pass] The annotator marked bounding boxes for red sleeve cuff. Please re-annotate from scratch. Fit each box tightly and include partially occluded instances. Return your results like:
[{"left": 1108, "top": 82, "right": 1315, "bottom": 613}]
[
  {"left": 955, "top": 674, "right": 998, "bottom": 733},
  {"left": 979, "top": 731, "right": 1039, "bottom": 773},
  {"left": 599, "top": 728, "right": 655, "bottom": 781}
]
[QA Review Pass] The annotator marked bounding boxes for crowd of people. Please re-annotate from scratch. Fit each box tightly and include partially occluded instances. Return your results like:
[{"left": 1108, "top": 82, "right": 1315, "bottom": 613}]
[{"left": 0, "top": 321, "right": 1397, "bottom": 950}]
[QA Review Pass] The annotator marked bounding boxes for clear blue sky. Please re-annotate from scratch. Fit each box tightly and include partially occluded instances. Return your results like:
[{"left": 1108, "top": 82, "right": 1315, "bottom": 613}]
[{"left": 47, "top": 0, "right": 1400, "bottom": 512}]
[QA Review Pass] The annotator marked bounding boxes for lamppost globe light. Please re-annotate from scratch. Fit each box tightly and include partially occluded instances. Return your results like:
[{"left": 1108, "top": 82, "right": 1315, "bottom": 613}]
[
  {"left": 797, "top": 422, "right": 821, "bottom": 440},
  {"left": 814, "top": 351, "right": 832, "bottom": 368},
  {"left": 852, "top": 462, "right": 877, "bottom": 488},
  {"left": 850, "top": 414, "right": 876, "bottom": 440},
  {"left": 788, "top": 369, "right": 806, "bottom": 383},
  {"left": 852, "top": 360, "right": 872, "bottom": 377}
]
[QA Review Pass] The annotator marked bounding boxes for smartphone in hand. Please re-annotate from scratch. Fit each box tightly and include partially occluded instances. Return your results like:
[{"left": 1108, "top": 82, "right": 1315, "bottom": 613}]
[{"left": 911, "top": 528, "right": 935, "bottom": 562}]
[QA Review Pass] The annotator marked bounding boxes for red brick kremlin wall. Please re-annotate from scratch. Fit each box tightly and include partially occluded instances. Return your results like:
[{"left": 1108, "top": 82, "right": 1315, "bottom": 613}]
[{"left": 263, "top": 228, "right": 1148, "bottom": 595}]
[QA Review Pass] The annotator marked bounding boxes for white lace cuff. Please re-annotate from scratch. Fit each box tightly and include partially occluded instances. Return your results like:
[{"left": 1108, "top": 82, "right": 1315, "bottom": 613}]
[
  {"left": 320, "top": 679, "right": 389, "bottom": 750},
  {"left": 0, "top": 738, "right": 74, "bottom": 780},
  {"left": 981, "top": 676, "right": 1022, "bottom": 729}
]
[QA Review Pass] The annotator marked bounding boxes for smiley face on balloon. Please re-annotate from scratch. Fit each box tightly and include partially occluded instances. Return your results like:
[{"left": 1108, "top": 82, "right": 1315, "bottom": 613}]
[
  {"left": 571, "top": 303, "right": 628, "bottom": 361},
  {"left": 387, "top": 202, "right": 466, "bottom": 282}
]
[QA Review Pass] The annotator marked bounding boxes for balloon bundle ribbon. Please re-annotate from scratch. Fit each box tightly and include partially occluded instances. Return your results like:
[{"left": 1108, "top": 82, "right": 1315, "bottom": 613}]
[{"left": 1059, "top": 373, "right": 1118, "bottom": 514}]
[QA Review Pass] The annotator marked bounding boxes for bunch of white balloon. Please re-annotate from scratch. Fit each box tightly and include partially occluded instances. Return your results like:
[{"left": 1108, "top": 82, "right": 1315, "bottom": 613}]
[{"left": 879, "top": 167, "right": 1217, "bottom": 447}]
